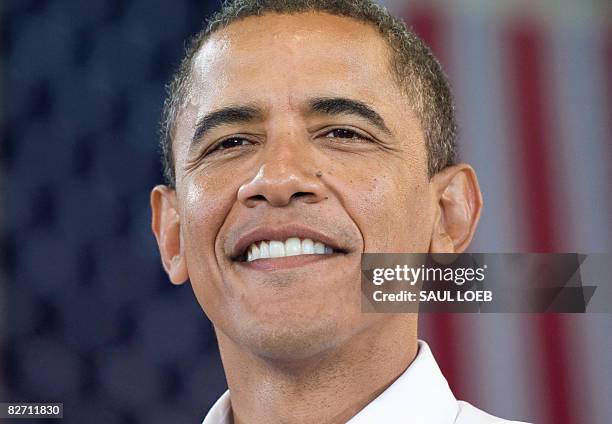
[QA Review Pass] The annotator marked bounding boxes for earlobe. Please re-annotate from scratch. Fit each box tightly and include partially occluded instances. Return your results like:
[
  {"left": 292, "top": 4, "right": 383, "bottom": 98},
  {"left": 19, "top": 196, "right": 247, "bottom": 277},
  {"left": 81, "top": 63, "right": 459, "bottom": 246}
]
[
  {"left": 429, "top": 164, "right": 483, "bottom": 253},
  {"left": 150, "top": 185, "right": 189, "bottom": 285}
]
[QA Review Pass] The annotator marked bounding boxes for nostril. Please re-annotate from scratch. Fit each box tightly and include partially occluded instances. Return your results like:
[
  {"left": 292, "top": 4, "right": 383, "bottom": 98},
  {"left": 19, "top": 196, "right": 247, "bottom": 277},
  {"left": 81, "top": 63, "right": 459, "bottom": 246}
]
[
  {"left": 291, "top": 192, "right": 313, "bottom": 200},
  {"left": 244, "top": 194, "right": 268, "bottom": 208}
]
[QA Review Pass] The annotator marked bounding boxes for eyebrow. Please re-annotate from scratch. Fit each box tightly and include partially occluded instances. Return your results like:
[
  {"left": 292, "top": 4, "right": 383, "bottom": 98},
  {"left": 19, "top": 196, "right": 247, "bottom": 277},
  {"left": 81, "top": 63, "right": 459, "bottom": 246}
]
[
  {"left": 191, "top": 104, "right": 262, "bottom": 145},
  {"left": 190, "top": 97, "right": 392, "bottom": 146},
  {"left": 308, "top": 97, "right": 392, "bottom": 135}
]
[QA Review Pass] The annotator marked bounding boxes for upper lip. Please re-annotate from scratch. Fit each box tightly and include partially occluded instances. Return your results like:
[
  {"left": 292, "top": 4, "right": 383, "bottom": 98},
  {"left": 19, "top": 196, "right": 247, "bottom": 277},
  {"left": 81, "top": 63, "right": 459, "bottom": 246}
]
[{"left": 229, "top": 224, "right": 348, "bottom": 260}]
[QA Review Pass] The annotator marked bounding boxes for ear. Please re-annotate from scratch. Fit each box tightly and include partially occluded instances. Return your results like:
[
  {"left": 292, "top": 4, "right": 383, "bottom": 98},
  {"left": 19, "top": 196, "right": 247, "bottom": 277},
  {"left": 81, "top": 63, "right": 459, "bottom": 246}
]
[
  {"left": 429, "top": 164, "right": 483, "bottom": 253},
  {"left": 150, "top": 185, "right": 189, "bottom": 285}
]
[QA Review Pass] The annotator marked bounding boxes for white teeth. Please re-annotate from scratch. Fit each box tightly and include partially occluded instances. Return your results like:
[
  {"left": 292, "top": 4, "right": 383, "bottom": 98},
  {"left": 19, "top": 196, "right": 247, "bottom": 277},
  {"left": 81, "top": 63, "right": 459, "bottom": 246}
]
[
  {"left": 285, "top": 237, "right": 302, "bottom": 256},
  {"left": 245, "top": 237, "right": 336, "bottom": 262},
  {"left": 259, "top": 241, "right": 270, "bottom": 259},
  {"left": 269, "top": 241, "right": 285, "bottom": 258},
  {"left": 301, "top": 238, "right": 314, "bottom": 254},
  {"left": 251, "top": 243, "right": 260, "bottom": 260}
]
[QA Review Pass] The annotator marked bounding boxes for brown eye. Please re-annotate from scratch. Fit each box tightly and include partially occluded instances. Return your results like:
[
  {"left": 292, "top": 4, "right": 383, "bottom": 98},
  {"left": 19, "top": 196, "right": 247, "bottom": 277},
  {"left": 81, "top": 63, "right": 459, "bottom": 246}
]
[
  {"left": 322, "top": 128, "right": 373, "bottom": 143},
  {"left": 327, "top": 129, "right": 358, "bottom": 139},
  {"left": 218, "top": 137, "right": 250, "bottom": 149}
]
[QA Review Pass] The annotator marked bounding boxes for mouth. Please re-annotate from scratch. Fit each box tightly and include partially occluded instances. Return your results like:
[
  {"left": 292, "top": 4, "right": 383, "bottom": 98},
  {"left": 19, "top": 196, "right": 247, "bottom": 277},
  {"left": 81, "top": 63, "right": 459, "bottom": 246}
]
[
  {"left": 230, "top": 225, "right": 350, "bottom": 264},
  {"left": 242, "top": 237, "right": 335, "bottom": 262}
]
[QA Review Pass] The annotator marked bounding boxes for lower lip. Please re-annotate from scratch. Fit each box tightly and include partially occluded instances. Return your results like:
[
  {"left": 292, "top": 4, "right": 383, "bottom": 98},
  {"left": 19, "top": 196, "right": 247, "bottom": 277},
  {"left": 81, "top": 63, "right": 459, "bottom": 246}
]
[{"left": 237, "top": 254, "right": 341, "bottom": 271}]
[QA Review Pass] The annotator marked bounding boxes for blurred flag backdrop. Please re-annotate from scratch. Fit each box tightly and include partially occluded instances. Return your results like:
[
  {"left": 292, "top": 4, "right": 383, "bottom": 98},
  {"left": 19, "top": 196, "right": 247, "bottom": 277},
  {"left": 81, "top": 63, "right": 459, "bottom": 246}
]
[{"left": 381, "top": 1, "right": 612, "bottom": 423}]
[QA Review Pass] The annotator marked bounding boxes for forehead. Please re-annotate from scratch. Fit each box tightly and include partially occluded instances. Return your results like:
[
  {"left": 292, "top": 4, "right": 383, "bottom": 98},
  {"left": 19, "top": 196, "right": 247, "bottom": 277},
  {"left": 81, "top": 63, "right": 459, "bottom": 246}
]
[
  {"left": 213, "top": 12, "right": 385, "bottom": 48},
  {"left": 186, "top": 13, "right": 406, "bottom": 110}
]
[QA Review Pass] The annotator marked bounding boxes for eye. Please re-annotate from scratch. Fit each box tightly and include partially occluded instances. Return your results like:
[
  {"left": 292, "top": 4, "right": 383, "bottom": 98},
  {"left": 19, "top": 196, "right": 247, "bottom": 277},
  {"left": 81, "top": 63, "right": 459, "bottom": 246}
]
[
  {"left": 211, "top": 137, "right": 253, "bottom": 152},
  {"left": 323, "top": 128, "right": 370, "bottom": 141}
]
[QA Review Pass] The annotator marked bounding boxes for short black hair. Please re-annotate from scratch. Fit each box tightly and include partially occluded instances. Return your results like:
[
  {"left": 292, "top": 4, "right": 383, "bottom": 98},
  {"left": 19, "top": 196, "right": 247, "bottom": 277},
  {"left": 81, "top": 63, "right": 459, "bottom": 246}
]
[{"left": 159, "top": 0, "right": 457, "bottom": 187}]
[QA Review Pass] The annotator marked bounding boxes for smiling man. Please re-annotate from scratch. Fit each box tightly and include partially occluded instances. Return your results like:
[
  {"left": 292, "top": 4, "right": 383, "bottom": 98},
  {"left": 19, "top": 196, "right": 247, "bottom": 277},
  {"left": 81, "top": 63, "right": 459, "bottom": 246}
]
[{"left": 150, "top": 1, "right": 527, "bottom": 423}]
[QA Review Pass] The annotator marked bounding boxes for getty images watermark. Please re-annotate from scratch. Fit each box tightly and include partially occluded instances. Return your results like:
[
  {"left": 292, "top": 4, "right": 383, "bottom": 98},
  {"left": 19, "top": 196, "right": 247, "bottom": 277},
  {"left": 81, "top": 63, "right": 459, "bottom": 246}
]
[{"left": 361, "top": 253, "right": 610, "bottom": 313}]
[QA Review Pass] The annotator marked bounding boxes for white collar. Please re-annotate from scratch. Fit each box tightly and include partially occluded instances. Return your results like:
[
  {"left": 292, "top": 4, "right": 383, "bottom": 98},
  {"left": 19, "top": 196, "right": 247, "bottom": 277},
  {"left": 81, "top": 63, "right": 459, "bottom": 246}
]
[
  {"left": 203, "top": 390, "right": 232, "bottom": 424},
  {"left": 203, "top": 340, "right": 459, "bottom": 424},
  {"left": 346, "top": 340, "right": 458, "bottom": 423}
]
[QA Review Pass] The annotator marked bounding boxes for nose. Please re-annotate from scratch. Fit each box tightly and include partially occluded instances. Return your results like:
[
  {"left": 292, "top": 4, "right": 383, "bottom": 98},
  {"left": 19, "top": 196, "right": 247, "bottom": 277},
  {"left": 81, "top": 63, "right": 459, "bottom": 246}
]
[{"left": 237, "top": 141, "right": 327, "bottom": 208}]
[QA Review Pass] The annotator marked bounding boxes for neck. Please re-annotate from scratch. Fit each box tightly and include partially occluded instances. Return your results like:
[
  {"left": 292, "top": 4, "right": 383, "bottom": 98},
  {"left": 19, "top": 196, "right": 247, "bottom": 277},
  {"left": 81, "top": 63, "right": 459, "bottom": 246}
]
[{"left": 216, "top": 316, "right": 418, "bottom": 424}]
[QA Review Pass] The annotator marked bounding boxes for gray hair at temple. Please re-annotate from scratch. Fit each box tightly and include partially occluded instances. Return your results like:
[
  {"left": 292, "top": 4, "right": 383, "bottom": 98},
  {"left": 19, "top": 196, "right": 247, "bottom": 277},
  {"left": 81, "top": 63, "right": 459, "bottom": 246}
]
[{"left": 158, "top": 0, "right": 457, "bottom": 187}]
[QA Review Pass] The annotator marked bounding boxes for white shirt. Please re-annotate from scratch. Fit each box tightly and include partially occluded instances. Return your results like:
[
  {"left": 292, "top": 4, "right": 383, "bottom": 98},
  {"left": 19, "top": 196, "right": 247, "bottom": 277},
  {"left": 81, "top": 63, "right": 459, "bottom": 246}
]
[{"left": 203, "top": 340, "right": 531, "bottom": 424}]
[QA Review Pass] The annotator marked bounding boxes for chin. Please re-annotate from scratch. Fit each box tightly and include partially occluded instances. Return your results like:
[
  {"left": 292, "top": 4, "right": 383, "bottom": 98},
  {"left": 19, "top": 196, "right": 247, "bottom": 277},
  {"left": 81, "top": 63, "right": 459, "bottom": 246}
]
[{"left": 231, "top": 315, "right": 348, "bottom": 362}]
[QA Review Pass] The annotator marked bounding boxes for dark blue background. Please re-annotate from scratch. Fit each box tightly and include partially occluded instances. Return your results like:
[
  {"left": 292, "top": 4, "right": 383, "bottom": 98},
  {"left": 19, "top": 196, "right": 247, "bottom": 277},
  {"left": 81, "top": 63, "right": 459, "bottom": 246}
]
[{"left": 1, "top": 1, "right": 228, "bottom": 423}]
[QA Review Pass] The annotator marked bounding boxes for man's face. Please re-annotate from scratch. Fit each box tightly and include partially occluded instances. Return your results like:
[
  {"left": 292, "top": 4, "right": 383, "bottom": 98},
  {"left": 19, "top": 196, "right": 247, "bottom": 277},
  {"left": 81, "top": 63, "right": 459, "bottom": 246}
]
[{"left": 171, "top": 13, "right": 435, "bottom": 358}]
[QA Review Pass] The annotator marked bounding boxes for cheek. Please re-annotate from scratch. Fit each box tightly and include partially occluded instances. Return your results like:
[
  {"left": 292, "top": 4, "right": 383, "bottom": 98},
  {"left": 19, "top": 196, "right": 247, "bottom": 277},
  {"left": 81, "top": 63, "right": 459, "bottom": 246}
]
[
  {"left": 338, "top": 162, "right": 432, "bottom": 253},
  {"left": 180, "top": 173, "right": 236, "bottom": 275}
]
